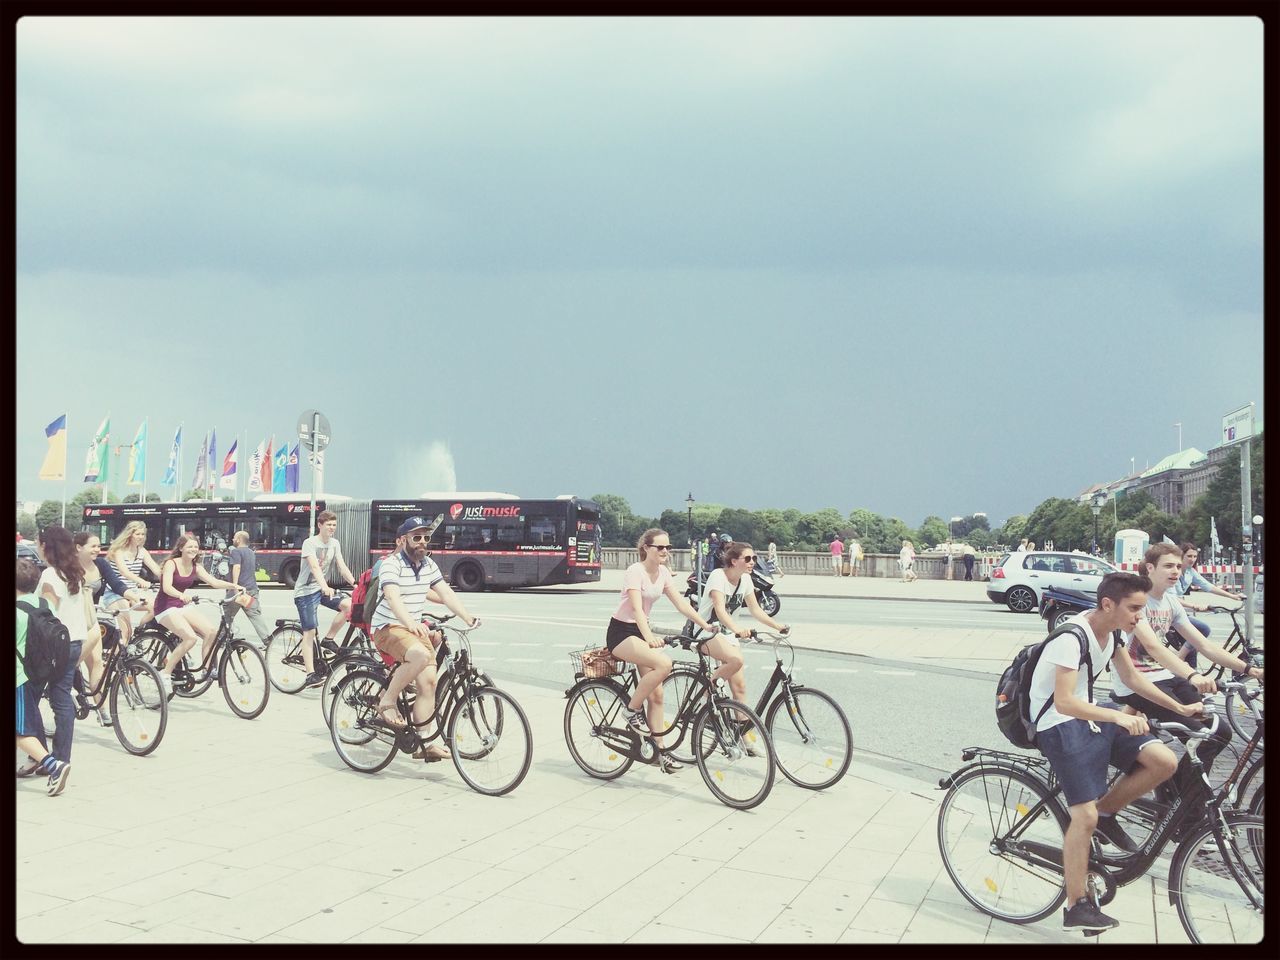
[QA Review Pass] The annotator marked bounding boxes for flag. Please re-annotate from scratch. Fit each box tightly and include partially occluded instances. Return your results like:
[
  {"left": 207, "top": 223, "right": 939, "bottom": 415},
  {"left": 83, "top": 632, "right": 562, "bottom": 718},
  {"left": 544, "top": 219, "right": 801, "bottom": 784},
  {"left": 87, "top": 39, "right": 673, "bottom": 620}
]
[
  {"left": 219, "top": 439, "right": 239, "bottom": 490},
  {"left": 286, "top": 443, "right": 300, "bottom": 493},
  {"left": 83, "top": 416, "right": 110, "bottom": 483},
  {"left": 272, "top": 442, "right": 289, "bottom": 493},
  {"left": 161, "top": 425, "right": 182, "bottom": 486},
  {"left": 208, "top": 429, "right": 217, "bottom": 492},
  {"left": 192, "top": 432, "right": 209, "bottom": 490},
  {"left": 260, "top": 437, "right": 273, "bottom": 493},
  {"left": 39, "top": 415, "right": 67, "bottom": 480},
  {"left": 127, "top": 420, "right": 147, "bottom": 486},
  {"left": 247, "top": 440, "right": 265, "bottom": 493}
]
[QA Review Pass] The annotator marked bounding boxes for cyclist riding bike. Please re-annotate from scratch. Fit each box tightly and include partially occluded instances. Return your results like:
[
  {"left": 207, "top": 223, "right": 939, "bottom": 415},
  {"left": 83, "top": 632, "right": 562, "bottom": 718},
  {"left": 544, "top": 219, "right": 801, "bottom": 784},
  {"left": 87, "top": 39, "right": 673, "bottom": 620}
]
[
  {"left": 688, "top": 540, "right": 789, "bottom": 753},
  {"left": 294, "top": 510, "right": 358, "bottom": 689},
  {"left": 368, "top": 516, "right": 479, "bottom": 763}
]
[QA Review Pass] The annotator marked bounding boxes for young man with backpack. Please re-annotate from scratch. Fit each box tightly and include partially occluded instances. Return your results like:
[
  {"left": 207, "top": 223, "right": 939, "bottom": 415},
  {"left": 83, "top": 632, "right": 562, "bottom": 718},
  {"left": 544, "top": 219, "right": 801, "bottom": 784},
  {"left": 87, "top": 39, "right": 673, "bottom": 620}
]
[
  {"left": 1026, "top": 572, "right": 1198, "bottom": 933},
  {"left": 15, "top": 558, "right": 72, "bottom": 795}
]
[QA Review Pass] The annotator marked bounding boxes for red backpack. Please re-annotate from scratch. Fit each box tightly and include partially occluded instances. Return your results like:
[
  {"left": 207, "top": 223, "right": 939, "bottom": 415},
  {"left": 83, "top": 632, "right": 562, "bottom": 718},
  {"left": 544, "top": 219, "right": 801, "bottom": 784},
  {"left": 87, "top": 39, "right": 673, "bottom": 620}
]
[{"left": 349, "top": 566, "right": 377, "bottom": 631}]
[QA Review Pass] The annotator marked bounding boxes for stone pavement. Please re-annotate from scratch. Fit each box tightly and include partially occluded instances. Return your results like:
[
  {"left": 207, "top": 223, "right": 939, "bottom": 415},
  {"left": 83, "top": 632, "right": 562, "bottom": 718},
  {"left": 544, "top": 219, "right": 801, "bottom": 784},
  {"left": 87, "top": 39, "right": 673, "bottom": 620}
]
[{"left": 16, "top": 670, "right": 1198, "bottom": 944}]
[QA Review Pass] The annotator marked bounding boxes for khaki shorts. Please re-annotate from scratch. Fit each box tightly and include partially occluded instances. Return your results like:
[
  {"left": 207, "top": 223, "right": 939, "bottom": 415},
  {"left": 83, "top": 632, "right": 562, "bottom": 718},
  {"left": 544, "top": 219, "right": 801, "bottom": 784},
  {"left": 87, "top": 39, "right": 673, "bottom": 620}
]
[{"left": 372, "top": 624, "right": 427, "bottom": 662}]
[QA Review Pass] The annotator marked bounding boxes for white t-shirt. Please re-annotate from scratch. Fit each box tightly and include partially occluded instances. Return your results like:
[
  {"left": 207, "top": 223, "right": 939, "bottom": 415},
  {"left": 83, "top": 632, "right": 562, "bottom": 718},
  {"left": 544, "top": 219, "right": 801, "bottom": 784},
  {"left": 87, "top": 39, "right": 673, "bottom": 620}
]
[
  {"left": 1110, "top": 590, "right": 1192, "bottom": 696},
  {"left": 694, "top": 568, "right": 753, "bottom": 637},
  {"left": 612, "top": 562, "right": 673, "bottom": 623},
  {"left": 1029, "top": 613, "right": 1114, "bottom": 733},
  {"left": 36, "top": 568, "right": 93, "bottom": 643},
  {"left": 294, "top": 535, "right": 346, "bottom": 597},
  {"left": 370, "top": 551, "right": 445, "bottom": 631}
]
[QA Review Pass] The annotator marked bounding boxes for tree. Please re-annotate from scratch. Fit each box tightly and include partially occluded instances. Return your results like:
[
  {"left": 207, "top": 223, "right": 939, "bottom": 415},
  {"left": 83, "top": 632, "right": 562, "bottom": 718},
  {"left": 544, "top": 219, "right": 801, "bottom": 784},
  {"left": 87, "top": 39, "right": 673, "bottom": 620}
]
[
  {"left": 998, "top": 514, "right": 1027, "bottom": 547},
  {"left": 592, "top": 493, "right": 635, "bottom": 546},
  {"left": 1182, "top": 433, "right": 1264, "bottom": 552},
  {"left": 916, "top": 516, "right": 948, "bottom": 548},
  {"left": 123, "top": 493, "right": 163, "bottom": 504},
  {"left": 796, "top": 508, "right": 845, "bottom": 551},
  {"left": 17, "top": 513, "right": 37, "bottom": 540}
]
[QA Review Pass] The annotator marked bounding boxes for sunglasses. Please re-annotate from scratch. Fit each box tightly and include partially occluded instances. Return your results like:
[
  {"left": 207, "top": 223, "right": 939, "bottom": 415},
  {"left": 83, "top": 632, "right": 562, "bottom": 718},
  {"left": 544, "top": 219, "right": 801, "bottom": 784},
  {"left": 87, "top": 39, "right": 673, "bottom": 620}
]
[
  {"left": 650, "top": 544, "right": 671, "bottom": 551},
  {"left": 408, "top": 533, "right": 431, "bottom": 543},
  {"left": 740, "top": 555, "right": 756, "bottom": 563}
]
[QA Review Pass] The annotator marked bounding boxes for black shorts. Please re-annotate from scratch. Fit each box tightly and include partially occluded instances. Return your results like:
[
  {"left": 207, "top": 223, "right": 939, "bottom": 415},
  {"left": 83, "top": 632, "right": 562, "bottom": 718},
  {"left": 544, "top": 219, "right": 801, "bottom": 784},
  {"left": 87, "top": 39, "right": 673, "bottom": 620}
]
[
  {"left": 605, "top": 617, "right": 642, "bottom": 652},
  {"left": 1115, "top": 676, "right": 1204, "bottom": 728}
]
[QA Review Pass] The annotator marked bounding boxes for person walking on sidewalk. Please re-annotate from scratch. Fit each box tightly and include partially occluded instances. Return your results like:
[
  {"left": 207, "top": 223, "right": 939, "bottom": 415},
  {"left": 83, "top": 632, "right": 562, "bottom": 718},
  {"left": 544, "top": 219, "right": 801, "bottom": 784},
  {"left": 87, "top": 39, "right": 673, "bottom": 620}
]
[
  {"left": 606, "top": 528, "right": 716, "bottom": 774},
  {"left": 293, "top": 510, "right": 357, "bottom": 688},
  {"left": 1028, "top": 572, "right": 1194, "bottom": 932},
  {"left": 225, "top": 531, "right": 271, "bottom": 646},
  {"left": 962, "top": 542, "right": 976, "bottom": 581},
  {"left": 829, "top": 535, "right": 844, "bottom": 576},
  {"left": 899, "top": 539, "right": 917, "bottom": 582},
  {"left": 848, "top": 539, "right": 862, "bottom": 577},
  {"left": 15, "top": 557, "right": 72, "bottom": 795}
]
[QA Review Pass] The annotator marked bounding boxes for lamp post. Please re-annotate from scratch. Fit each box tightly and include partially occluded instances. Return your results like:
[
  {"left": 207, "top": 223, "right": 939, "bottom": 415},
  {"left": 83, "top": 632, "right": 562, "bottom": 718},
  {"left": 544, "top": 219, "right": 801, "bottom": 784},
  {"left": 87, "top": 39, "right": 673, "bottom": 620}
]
[
  {"left": 1253, "top": 515, "right": 1263, "bottom": 567},
  {"left": 947, "top": 517, "right": 963, "bottom": 580},
  {"left": 1090, "top": 492, "right": 1106, "bottom": 557}
]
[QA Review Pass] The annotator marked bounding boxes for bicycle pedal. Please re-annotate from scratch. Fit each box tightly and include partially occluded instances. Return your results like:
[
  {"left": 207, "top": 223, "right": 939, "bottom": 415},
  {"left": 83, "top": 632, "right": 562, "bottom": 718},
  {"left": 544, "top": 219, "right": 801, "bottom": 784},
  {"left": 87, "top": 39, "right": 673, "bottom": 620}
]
[{"left": 1082, "top": 929, "right": 1103, "bottom": 938}]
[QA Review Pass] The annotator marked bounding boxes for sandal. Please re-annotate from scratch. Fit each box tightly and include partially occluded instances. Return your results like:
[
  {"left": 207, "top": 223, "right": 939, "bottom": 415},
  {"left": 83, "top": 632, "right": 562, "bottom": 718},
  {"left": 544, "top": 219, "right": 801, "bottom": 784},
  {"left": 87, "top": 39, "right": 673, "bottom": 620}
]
[
  {"left": 374, "top": 702, "right": 407, "bottom": 729},
  {"left": 413, "top": 743, "right": 450, "bottom": 763}
]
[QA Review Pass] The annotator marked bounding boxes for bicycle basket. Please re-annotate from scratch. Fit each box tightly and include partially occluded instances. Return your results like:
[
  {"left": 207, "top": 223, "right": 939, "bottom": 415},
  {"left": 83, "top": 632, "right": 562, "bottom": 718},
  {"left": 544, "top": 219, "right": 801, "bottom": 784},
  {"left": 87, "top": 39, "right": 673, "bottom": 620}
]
[{"left": 569, "top": 647, "right": 624, "bottom": 679}]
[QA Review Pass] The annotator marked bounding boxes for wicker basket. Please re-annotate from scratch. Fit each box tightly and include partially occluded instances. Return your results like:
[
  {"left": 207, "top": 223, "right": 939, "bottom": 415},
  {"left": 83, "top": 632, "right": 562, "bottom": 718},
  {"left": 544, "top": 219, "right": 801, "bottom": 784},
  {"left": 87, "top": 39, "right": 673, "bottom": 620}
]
[{"left": 569, "top": 647, "right": 624, "bottom": 679}]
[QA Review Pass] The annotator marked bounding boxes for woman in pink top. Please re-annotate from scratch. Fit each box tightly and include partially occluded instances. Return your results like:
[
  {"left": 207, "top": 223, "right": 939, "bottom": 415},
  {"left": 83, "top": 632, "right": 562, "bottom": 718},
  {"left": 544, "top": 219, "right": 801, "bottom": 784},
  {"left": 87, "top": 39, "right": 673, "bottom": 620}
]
[{"left": 606, "top": 528, "right": 715, "bottom": 774}]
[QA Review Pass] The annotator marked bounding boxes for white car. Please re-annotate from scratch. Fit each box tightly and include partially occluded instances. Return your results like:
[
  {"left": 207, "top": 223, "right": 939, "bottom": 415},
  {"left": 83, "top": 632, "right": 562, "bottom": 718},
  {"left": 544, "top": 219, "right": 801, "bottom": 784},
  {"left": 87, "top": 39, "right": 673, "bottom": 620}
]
[{"left": 986, "top": 550, "right": 1118, "bottom": 613}]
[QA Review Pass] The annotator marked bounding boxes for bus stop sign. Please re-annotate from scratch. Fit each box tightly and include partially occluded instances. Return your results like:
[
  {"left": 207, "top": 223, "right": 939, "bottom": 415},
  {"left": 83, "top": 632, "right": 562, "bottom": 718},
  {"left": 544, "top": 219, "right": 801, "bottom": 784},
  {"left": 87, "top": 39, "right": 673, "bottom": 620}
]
[{"left": 298, "top": 409, "right": 331, "bottom": 453}]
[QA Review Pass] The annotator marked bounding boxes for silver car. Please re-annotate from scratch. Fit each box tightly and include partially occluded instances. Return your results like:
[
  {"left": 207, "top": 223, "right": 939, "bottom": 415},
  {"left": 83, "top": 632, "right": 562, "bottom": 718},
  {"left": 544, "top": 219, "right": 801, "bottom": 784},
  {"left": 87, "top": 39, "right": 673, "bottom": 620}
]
[{"left": 986, "top": 550, "right": 1118, "bottom": 613}]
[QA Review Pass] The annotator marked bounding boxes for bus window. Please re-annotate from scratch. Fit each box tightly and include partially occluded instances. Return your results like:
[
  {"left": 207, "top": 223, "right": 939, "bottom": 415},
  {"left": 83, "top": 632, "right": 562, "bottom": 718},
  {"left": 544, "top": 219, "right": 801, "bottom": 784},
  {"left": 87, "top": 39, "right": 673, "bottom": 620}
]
[
  {"left": 526, "top": 511, "right": 566, "bottom": 547},
  {"left": 238, "top": 519, "right": 269, "bottom": 550},
  {"left": 276, "top": 513, "right": 311, "bottom": 550}
]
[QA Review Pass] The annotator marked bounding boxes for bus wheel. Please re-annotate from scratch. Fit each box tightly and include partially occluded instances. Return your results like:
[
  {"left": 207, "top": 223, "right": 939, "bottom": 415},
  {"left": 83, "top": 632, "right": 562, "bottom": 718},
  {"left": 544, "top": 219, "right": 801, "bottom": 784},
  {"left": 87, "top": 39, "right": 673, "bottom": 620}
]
[
  {"left": 453, "top": 562, "right": 484, "bottom": 592},
  {"left": 280, "top": 559, "right": 300, "bottom": 589}
]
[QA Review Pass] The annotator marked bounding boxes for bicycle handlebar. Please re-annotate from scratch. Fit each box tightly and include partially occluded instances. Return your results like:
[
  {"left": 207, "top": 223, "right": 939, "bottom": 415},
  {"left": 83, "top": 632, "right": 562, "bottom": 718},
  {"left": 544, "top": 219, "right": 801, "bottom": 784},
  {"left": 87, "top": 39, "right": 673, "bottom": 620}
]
[{"left": 1148, "top": 711, "right": 1221, "bottom": 741}]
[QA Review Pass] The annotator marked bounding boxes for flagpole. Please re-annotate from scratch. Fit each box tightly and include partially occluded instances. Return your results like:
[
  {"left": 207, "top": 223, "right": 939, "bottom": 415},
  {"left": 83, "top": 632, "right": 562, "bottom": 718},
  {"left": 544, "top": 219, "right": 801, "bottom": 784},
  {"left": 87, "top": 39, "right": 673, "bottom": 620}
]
[
  {"left": 101, "top": 411, "right": 110, "bottom": 505},
  {"left": 62, "top": 414, "right": 68, "bottom": 526},
  {"left": 141, "top": 417, "right": 148, "bottom": 503}
]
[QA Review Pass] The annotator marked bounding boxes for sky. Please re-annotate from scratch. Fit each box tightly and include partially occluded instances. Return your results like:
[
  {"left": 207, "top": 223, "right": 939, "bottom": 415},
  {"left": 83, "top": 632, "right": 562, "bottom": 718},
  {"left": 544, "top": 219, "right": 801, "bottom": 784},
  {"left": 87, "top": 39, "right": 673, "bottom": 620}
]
[{"left": 14, "top": 16, "right": 1265, "bottom": 527}]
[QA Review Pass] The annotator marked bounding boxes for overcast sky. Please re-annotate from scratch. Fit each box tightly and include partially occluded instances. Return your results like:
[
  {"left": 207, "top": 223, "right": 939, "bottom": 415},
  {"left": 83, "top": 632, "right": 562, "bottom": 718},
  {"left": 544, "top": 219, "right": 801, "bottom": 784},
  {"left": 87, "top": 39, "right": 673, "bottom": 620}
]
[{"left": 15, "top": 16, "right": 1264, "bottom": 527}]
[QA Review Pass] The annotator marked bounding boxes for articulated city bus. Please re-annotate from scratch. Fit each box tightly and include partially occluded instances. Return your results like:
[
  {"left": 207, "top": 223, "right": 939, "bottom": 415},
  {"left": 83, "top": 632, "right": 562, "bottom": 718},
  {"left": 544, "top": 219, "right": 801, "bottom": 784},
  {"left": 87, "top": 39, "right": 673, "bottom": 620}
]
[{"left": 83, "top": 493, "right": 602, "bottom": 591}]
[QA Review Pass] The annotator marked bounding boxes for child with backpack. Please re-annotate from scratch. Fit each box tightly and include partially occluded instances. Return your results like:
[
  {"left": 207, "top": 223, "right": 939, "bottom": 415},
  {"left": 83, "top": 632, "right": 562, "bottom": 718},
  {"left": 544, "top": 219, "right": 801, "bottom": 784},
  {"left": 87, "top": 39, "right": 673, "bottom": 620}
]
[
  {"left": 15, "top": 557, "right": 72, "bottom": 795},
  {"left": 1009, "top": 571, "right": 1200, "bottom": 934}
]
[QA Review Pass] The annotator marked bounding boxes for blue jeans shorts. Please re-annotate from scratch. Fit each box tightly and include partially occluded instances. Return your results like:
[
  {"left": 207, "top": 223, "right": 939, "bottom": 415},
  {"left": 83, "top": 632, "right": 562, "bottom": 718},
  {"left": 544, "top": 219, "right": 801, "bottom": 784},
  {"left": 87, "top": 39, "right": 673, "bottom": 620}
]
[
  {"left": 16, "top": 682, "right": 39, "bottom": 738},
  {"left": 294, "top": 591, "right": 345, "bottom": 632},
  {"left": 1037, "top": 717, "right": 1158, "bottom": 807}
]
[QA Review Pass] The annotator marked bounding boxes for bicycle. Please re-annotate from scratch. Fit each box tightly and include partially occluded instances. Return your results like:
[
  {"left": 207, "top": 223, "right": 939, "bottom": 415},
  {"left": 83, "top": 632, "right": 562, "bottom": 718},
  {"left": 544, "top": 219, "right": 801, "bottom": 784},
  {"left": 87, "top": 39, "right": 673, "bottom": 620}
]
[
  {"left": 136, "top": 597, "right": 271, "bottom": 720},
  {"left": 327, "top": 617, "right": 532, "bottom": 796},
  {"left": 70, "top": 611, "right": 168, "bottom": 756},
  {"left": 663, "top": 629, "right": 851, "bottom": 790},
  {"left": 1203, "top": 603, "right": 1264, "bottom": 744},
  {"left": 263, "top": 591, "right": 357, "bottom": 694},
  {"left": 562, "top": 631, "right": 776, "bottom": 810},
  {"left": 935, "top": 711, "right": 1264, "bottom": 943}
]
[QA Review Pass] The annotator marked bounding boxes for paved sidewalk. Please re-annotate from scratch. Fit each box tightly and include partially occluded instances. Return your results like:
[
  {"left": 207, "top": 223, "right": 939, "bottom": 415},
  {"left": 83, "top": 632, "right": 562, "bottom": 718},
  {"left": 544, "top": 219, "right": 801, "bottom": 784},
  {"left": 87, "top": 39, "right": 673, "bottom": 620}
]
[
  {"left": 574, "top": 569, "right": 994, "bottom": 604},
  {"left": 17, "top": 675, "right": 1193, "bottom": 944}
]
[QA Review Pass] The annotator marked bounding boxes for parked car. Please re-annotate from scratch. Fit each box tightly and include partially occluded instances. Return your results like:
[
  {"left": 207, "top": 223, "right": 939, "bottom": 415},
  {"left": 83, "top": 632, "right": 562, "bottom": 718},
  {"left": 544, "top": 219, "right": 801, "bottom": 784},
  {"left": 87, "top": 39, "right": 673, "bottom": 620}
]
[
  {"left": 16, "top": 541, "right": 45, "bottom": 571},
  {"left": 986, "top": 550, "right": 1117, "bottom": 613}
]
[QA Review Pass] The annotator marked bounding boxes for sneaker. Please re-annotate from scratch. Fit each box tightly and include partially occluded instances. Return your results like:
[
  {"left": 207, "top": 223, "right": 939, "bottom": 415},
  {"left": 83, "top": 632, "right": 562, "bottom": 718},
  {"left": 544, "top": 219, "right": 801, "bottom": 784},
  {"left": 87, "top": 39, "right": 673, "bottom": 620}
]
[
  {"left": 320, "top": 638, "right": 341, "bottom": 655},
  {"left": 46, "top": 761, "right": 71, "bottom": 797},
  {"left": 623, "top": 706, "right": 650, "bottom": 734},
  {"left": 1095, "top": 814, "right": 1138, "bottom": 853},
  {"left": 96, "top": 707, "right": 113, "bottom": 727},
  {"left": 658, "top": 754, "right": 684, "bottom": 774},
  {"left": 16, "top": 758, "right": 41, "bottom": 779},
  {"left": 303, "top": 672, "right": 326, "bottom": 689},
  {"left": 1062, "top": 897, "right": 1119, "bottom": 931},
  {"left": 157, "top": 672, "right": 174, "bottom": 697},
  {"left": 740, "top": 727, "right": 765, "bottom": 758}
]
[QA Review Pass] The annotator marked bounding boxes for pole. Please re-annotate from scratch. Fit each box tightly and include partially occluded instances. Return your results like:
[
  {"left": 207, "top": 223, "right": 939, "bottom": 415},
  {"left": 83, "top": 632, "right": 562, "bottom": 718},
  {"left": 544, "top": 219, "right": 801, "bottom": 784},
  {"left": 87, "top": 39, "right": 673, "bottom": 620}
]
[
  {"left": 308, "top": 413, "right": 319, "bottom": 536},
  {"left": 61, "top": 415, "right": 68, "bottom": 526},
  {"left": 1240, "top": 435, "right": 1255, "bottom": 647},
  {"left": 141, "top": 417, "right": 148, "bottom": 503}
]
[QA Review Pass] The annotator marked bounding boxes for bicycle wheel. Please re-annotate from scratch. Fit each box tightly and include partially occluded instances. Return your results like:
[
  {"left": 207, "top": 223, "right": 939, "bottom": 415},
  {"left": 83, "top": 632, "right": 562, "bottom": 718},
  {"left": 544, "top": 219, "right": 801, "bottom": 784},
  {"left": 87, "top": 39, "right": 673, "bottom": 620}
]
[
  {"left": 765, "top": 686, "right": 852, "bottom": 790},
  {"left": 1224, "top": 686, "right": 1263, "bottom": 745},
  {"left": 448, "top": 685, "right": 532, "bottom": 796},
  {"left": 1247, "top": 782, "right": 1264, "bottom": 817},
  {"left": 563, "top": 679, "right": 635, "bottom": 780},
  {"left": 220, "top": 639, "right": 270, "bottom": 720},
  {"left": 660, "top": 667, "right": 710, "bottom": 765},
  {"left": 328, "top": 670, "right": 398, "bottom": 773},
  {"left": 692, "top": 698, "right": 775, "bottom": 810},
  {"left": 1169, "top": 812, "right": 1264, "bottom": 943},
  {"left": 109, "top": 659, "right": 168, "bottom": 756},
  {"left": 264, "top": 626, "right": 309, "bottom": 694},
  {"left": 936, "top": 764, "right": 1069, "bottom": 924},
  {"left": 1236, "top": 755, "right": 1263, "bottom": 815},
  {"left": 322, "top": 654, "right": 384, "bottom": 728}
]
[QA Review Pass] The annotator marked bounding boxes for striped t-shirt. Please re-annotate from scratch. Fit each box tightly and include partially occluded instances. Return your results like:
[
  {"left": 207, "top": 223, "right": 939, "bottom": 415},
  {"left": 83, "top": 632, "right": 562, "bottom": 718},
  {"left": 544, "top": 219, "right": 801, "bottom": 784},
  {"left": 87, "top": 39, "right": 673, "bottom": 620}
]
[{"left": 370, "top": 551, "right": 444, "bottom": 631}]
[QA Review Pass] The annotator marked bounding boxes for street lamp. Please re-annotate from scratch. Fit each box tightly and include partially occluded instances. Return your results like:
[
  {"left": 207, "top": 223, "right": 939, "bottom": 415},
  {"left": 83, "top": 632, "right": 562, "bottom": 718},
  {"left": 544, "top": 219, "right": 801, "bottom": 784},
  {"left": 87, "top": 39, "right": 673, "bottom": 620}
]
[
  {"left": 1252, "top": 515, "right": 1263, "bottom": 567},
  {"left": 686, "top": 492, "right": 695, "bottom": 548},
  {"left": 1090, "top": 492, "right": 1107, "bottom": 557}
]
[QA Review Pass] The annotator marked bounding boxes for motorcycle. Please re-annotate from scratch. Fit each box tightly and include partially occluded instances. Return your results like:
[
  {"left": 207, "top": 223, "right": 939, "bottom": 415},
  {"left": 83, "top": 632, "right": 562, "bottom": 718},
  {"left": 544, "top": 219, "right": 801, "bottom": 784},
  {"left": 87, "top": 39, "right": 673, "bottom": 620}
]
[
  {"left": 1038, "top": 584, "right": 1096, "bottom": 631},
  {"left": 684, "top": 563, "right": 781, "bottom": 618}
]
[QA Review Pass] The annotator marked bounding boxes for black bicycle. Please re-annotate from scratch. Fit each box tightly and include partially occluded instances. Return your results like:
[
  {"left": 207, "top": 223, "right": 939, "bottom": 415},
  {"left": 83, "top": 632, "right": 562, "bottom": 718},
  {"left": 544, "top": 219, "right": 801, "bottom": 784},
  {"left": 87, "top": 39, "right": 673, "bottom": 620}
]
[
  {"left": 263, "top": 591, "right": 358, "bottom": 695},
  {"left": 136, "top": 597, "right": 271, "bottom": 720},
  {"left": 936, "top": 711, "right": 1264, "bottom": 943},
  {"left": 327, "top": 617, "right": 532, "bottom": 796},
  {"left": 71, "top": 613, "right": 168, "bottom": 756},
  {"left": 663, "top": 629, "right": 852, "bottom": 790},
  {"left": 1203, "top": 603, "right": 1264, "bottom": 743},
  {"left": 562, "top": 632, "right": 776, "bottom": 810}
]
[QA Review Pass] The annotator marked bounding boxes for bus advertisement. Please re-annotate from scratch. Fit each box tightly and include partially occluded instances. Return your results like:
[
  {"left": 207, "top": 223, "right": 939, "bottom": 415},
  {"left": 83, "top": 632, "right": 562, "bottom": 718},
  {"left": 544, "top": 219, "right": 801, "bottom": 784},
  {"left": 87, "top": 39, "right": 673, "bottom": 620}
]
[{"left": 82, "top": 494, "right": 601, "bottom": 591}]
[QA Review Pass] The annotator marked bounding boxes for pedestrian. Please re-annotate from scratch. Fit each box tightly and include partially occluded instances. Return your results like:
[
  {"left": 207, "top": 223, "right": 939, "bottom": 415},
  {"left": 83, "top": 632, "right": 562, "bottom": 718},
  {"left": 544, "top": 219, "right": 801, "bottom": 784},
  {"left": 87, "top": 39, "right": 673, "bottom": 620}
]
[
  {"left": 1017, "top": 538, "right": 1029, "bottom": 552},
  {"left": 23, "top": 526, "right": 90, "bottom": 786},
  {"left": 293, "top": 510, "right": 357, "bottom": 688},
  {"left": 16, "top": 557, "right": 73, "bottom": 794},
  {"left": 848, "top": 538, "right": 862, "bottom": 577},
  {"left": 1027, "top": 541, "right": 1037, "bottom": 552},
  {"left": 702, "top": 532, "right": 720, "bottom": 575},
  {"left": 899, "top": 539, "right": 918, "bottom": 583},
  {"left": 962, "top": 542, "right": 976, "bottom": 581},
  {"left": 829, "top": 534, "right": 844, "bottom": 577},
  {"left": 226, "top": 530, "right": 272, "bottom": 646},
  {"left": 766, "top": 539, "right": 784, "bottom": 579}
]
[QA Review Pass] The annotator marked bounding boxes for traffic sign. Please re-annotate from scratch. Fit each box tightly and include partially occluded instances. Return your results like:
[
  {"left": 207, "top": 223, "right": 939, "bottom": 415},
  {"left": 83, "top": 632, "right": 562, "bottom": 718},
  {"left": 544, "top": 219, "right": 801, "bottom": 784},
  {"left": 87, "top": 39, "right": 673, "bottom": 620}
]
[
  {"left": 298, "top": 409, "right": 331, "bottom": 452},
  {"left": 1222, "top": 403, "right": 1254, "bottom": 446}
]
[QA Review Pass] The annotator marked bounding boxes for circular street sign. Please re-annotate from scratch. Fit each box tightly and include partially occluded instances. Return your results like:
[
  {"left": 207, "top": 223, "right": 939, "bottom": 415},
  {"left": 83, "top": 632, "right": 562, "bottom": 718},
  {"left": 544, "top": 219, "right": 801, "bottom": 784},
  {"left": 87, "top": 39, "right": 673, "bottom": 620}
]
[{"left": 297, "top": 409, "right": 332, "bottom": 452}]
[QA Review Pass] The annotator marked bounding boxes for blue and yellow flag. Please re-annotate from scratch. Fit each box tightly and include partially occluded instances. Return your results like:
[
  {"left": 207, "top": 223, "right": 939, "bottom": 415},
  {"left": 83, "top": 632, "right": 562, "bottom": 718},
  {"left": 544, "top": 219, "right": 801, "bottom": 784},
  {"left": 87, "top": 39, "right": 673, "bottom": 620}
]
[{"left": 39, "top": 415, "right": 68, "bottom": 481}]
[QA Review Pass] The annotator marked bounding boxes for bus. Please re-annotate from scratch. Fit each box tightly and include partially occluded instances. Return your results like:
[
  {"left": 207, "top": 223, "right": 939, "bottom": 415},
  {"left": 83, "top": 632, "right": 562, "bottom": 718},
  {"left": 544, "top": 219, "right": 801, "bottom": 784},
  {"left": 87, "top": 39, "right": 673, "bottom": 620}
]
[{"left": 83, "top": 493, "right": 602, "bottom": 591}]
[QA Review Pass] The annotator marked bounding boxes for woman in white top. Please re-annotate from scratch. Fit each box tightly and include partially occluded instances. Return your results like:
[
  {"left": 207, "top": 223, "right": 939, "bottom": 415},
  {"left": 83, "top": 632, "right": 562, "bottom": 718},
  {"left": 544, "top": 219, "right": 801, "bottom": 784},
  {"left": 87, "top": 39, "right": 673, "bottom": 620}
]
[
  {"left": 34, "top": 525, "right": 94, "bottom": 766},
  {"left": 107, "top": 521, "right": 162, "bottom": 626},
  {"left": 766, "top": 540, "right": 784, "bottom": 578},
  {"left": 899, "top": 539, "right": 917, "bottom": 583},
  {"left": 605, "top": 528, "right": 715, "bottom": 774},
  {"left": 694, "top": 541, "right": 790, "bottom": 736}
]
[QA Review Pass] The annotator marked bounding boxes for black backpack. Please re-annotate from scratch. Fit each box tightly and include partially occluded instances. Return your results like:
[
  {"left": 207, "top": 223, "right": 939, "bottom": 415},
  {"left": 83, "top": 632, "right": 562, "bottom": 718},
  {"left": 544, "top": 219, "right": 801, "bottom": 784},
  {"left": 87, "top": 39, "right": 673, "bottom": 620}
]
[
  {"left": 995, "top": 623, "right": 1096, "bottom": 749},
  {"left": 17, "top": 598, "right": 73, "bottom": 685}
]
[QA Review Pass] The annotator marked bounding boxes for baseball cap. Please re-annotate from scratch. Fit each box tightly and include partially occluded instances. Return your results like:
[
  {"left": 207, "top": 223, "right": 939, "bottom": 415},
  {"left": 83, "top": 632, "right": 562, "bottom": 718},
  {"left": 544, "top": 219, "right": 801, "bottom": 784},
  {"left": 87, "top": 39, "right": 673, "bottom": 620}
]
[{"left": 397, "top": 516, "right": 433, "bottom": 537}]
